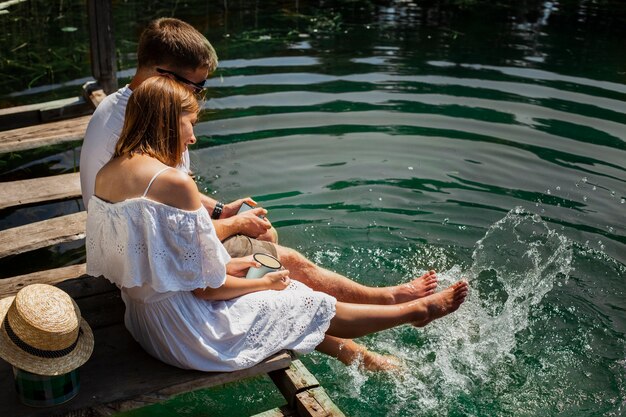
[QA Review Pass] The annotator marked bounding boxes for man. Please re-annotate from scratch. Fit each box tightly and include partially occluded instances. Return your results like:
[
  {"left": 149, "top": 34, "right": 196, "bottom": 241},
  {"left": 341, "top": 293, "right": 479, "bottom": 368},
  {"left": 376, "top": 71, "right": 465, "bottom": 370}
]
[{"left": 80, "top": 18, "right": 442, "bottom": 369}]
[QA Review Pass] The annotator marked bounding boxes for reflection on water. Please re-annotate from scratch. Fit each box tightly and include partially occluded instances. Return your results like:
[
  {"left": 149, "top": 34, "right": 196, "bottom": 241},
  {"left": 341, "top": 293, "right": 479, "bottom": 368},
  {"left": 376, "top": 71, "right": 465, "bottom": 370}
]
[{"left": 1, "top": 1, "right": 625, "bottom": 416}]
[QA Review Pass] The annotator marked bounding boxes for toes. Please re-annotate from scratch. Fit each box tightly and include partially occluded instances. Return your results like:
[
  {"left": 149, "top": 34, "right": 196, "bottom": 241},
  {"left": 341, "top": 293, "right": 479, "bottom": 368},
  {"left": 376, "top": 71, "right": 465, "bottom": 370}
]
[{"left": 452, "top": 280, "right": 468, "bottom": 290}]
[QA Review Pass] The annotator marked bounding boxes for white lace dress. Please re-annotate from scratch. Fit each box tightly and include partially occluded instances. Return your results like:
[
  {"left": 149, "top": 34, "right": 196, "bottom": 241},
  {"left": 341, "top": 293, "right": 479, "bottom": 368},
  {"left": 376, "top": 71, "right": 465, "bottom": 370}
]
[{"left": 86, "top": 196, "right": 336, "bottom": 372}]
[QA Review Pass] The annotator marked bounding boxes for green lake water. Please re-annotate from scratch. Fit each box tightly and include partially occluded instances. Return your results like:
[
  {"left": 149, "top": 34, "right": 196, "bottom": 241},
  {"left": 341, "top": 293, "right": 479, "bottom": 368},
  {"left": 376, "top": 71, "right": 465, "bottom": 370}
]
[{"left": 1, "top": 1, "right": 625, "bottom": 416}]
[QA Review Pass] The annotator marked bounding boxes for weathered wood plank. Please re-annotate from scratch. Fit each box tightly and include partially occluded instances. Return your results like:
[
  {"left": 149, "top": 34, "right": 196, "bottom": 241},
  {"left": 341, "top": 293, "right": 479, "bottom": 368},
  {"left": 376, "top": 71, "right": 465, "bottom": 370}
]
[
  {"left": 153, "top": 352, "right": 292, "bottom": 399},
  {"left": 0, "top": 172, "right": 81, "bottom": 210},
  {"left": 270, "top": 359, "right": 320, "bottom": 408},
  {"left": 56, "top": 274, "right": 115, "bottom": 300},
  {"left": 296, "top": 387, "right": 346, "bottom": 417},
  {"left": 0, "top": 321, "right": 292, "bottom": 417},
  {"left": 252, "top": 405, "right": 296, "bottom": 417},
  {"left": 72, "top": 289, "right": 124, "bottom": 329},
  {"left": 0, "top": 263, "right": 87, "bottom": 298},
  {"left": 0, "top": 97, "right": 78, "bottom": 116},
  {"left": 0, "top": 211, "right": 86, "bottom": 258},
  {"left": 0, "top": 115, "right": 89, "bottom": 154},
  {"left": 0, "top": 97, "right": 93, "bottom": 132}
]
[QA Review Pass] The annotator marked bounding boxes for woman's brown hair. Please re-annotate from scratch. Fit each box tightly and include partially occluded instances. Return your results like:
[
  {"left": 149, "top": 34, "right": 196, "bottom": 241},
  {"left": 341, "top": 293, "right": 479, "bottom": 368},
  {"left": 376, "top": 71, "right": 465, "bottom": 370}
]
[{"left": 114, "top": 76, "right": 200, "bottom": 167}]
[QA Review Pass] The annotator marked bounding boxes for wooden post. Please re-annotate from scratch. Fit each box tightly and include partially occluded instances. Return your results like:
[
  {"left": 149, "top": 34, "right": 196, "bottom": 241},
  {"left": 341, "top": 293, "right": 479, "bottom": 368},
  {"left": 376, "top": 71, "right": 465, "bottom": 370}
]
[
  {"left": 87, "top": 0, "right": 118, "bottom": 94},
  {"left": 269, "top": 359, "right": 319, "bottom": 408}
]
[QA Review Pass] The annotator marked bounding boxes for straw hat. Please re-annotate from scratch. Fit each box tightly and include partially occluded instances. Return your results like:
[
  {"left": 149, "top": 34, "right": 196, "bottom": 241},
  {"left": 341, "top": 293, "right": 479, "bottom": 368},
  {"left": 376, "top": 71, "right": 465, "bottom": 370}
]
[{"left": 0, "top": 284, "right": 94, "bottom": 376}]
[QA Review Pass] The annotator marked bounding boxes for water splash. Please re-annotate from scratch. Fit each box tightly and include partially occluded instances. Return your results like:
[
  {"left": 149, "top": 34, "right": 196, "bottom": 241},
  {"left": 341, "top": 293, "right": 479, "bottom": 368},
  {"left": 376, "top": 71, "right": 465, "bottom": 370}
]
[
  {"left": 408, "top": 209, "right": 570, "bottom": 414},
  {"left": 335, "top": 208, "right": 575, "bottom": 416}
]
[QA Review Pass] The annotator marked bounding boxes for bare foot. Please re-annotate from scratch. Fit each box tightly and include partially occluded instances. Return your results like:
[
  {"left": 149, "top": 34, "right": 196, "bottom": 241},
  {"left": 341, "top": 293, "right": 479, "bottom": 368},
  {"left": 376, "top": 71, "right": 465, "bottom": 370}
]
[
  {"left": 412, "top": 280, "right": 468, "bottom": 327},
  {"left": 361, "top": 351, "right": 403, "bottom": 372},
  {"left": 391, "top": 270, "right": 438, "bottom": 303}
]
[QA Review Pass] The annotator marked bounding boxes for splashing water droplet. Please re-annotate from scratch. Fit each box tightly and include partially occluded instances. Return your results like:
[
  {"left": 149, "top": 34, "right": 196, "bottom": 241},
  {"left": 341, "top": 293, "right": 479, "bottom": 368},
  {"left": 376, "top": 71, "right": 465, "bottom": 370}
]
[{"left": 383, "top": 208, "right": 575, "bottom": 415}]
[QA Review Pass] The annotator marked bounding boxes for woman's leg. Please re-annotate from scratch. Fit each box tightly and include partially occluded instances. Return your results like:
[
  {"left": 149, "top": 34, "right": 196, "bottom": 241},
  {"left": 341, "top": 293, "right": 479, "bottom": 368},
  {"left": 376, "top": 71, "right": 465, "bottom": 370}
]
[
  {"left": 316, "top": 335, "right": 400, "bottom": 371},
  {"left": 325, "top": 281, "right": 468, "bottom": 339}
]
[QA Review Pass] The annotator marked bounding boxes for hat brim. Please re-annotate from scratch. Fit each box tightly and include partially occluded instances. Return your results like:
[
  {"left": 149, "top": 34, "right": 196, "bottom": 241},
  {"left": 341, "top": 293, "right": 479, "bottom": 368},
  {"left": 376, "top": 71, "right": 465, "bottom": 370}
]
[{"left": 0, "top": 296, "right": 94, "bottom": 376}]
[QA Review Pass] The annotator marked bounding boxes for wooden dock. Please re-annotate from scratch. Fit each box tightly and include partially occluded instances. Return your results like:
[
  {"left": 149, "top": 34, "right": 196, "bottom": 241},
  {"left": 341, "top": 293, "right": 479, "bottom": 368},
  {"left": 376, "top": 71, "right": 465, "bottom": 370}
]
[{"left": 0, "top": 99, "right": 346, "bottom": 416}]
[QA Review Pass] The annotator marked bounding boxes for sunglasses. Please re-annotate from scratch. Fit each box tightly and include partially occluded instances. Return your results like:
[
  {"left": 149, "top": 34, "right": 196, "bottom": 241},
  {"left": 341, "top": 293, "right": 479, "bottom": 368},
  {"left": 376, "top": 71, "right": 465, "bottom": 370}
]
[{"left": 156, "top": 68, "right": 209, "bottom": 94}]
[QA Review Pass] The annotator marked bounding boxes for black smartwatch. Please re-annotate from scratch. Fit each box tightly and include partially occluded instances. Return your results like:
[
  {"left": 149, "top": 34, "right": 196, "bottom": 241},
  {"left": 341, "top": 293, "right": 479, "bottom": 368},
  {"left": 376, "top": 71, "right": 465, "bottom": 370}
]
[{"left": 211, "top": 201, "right": 224, "bottom": 220}]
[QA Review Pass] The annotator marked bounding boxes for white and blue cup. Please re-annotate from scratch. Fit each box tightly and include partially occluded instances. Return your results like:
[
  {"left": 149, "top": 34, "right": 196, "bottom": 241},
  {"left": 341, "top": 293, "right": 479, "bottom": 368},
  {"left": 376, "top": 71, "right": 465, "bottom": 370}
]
[{"left": 246, "top": 253, "right": 282, "bottom": 279}]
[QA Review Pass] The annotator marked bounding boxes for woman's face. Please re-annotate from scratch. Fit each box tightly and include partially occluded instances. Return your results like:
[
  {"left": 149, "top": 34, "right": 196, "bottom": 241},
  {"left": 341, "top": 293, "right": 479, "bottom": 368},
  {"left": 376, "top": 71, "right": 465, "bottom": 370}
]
[{"left": 179, "top": 111, "right": 198, "bottom": 151}]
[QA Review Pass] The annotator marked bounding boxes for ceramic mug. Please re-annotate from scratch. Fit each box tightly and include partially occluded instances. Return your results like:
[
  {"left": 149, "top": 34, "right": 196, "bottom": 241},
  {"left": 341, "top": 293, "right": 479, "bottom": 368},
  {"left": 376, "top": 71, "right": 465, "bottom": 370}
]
[{"left": 246, "top": 253, "right": 282, "bottom": 279}]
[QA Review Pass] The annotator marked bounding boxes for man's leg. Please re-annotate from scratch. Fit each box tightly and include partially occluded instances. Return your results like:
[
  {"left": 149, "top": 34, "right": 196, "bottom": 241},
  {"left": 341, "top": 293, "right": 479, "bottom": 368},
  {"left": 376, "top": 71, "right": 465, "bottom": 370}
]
[
  {"left": 222, "top": 235, "right": 438, "bottom": 304},
  {"left": 275, "top": 245, "right": 438, "bottom": 304}
]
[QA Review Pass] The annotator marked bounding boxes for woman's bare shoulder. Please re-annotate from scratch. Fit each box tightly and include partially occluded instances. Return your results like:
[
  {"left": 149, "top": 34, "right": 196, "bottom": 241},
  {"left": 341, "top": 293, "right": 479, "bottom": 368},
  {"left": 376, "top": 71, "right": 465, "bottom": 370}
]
[{"left": 149, "top": 169, "right": 202, "bottom": 211}]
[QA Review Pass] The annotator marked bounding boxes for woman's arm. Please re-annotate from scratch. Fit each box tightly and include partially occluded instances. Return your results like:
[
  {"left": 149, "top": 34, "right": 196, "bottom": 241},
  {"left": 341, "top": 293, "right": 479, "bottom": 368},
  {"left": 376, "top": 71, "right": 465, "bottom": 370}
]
[{"left": 193, "top": 270, "right": 291, "bottom": 301}]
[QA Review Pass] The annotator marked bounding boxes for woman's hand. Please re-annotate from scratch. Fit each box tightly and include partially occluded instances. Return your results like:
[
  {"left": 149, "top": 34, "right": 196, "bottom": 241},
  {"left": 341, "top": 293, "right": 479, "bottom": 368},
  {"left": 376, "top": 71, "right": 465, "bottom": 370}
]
[
  {"left": 262, "top": 269, "right": 291, "bottom": 291},
  {"left": 226, "top": 255, "right": 260, "bottom": 277}
]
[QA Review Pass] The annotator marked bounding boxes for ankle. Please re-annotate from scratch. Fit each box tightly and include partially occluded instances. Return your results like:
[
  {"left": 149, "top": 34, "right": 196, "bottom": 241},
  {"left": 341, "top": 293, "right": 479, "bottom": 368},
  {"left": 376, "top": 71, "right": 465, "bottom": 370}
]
[{"left": 380, "top": 288, "right": 398, "bottom": 305}]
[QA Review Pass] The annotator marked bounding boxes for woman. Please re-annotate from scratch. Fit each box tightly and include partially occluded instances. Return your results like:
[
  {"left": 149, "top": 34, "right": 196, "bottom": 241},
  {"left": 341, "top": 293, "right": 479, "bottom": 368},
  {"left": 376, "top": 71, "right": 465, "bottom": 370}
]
[{"left": 86, "top": 76, "right": 468, "bottom": 372}]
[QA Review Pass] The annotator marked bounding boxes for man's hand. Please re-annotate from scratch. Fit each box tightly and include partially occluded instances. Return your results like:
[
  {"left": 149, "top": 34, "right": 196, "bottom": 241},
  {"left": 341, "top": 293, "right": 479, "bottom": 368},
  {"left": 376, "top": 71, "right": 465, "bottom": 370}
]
[
  {"left": 235, "top": 208, "right": 272, "bottom": 238},
  {"left": 221, "top": 198, "right": 257, "bottom": 218}
]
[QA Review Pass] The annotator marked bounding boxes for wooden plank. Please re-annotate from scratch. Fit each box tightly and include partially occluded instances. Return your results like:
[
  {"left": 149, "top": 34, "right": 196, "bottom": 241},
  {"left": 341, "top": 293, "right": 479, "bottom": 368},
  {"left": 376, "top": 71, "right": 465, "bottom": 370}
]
[
  {"left": 71, "top": 289, "right": 124, "bottom": 329},
  {"left": 0, "top": 322, "right": 292, "bottom": 417},
  {"left": 0, "top": 97, "right": 93, "bottom": 132},
  {"left": 0, "top": 264, "right": 87, "bottom": 298},
  {"left": 0, "top": 97, "right": 78, "bottom": 116},
  {"left": 0, "top": 211, "right": 86, "bottom": 258},
  {"left": 0, "top": 172, "right": 81, "bottom": 210},
  {"left": 0, "top": 115, "right": 90, "bottom": 154},
  {"left": 295, "top": 387, "right": 346, "bottom": 417},
  {"left": 56, "top": 274, "right": 116, "bottom": 300},
  {"left": 252, "top": 405, "right": 296, "bottom": 417},
  {"left": 269, "top": 359, "right": 320, "bottom": 408},
  {"left": 151, "top": 352, "right": 292, "bottom": 398}
]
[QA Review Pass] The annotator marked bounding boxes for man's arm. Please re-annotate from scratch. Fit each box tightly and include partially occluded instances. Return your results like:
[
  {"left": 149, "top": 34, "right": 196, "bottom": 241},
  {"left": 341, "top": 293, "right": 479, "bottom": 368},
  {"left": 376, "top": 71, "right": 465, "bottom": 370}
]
[
  {"left": 199, "top": 192, "right": 218, "bottom": 212},
  {"left": 198, "top": 191, "right": 272, "bottom": 241}
]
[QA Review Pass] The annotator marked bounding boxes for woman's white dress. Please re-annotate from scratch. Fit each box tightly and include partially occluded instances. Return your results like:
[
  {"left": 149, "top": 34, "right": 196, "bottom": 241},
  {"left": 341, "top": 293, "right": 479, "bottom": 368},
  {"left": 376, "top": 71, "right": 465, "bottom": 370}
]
[{"left": 86, "top": 196, "right": 336, "bottom": 372}]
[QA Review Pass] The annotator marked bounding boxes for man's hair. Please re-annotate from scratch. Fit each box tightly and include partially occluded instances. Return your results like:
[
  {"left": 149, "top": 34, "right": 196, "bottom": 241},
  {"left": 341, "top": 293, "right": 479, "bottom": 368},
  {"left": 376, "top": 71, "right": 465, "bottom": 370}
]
[
  {"left": 115, "top": 76, "right": 200, "bottom": 167},
  {"left": 137, "top": 18, "right": 218, "bottom": 73}
]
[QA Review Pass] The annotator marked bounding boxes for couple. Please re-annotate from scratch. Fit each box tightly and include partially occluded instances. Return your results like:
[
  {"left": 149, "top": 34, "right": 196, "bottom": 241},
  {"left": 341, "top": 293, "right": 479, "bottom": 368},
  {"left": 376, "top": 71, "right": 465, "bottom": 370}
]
[{"left": 82, "top": 18, "right": 468, "bottom": 372}]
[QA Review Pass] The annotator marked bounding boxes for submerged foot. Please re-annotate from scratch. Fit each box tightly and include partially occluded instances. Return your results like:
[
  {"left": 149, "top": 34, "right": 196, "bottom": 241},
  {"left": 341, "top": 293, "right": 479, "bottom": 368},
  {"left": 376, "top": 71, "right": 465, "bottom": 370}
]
[
  {"left": 361, "top": 351, "right": 403, "bottom": 372},
  {"left": 391, "top": 270, "right": 438, "bottom": 303},
  {"left": 412, "top": 280, "right": 469, "bottom": 327}
]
